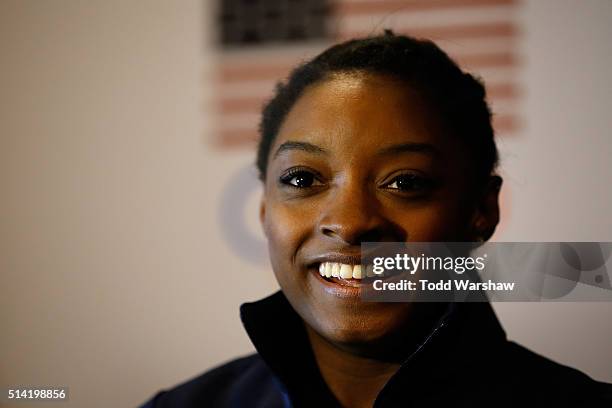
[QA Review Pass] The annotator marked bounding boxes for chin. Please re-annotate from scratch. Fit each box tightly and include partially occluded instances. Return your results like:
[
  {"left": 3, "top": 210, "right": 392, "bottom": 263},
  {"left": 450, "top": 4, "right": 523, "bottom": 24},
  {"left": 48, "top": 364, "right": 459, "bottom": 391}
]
[{"left": 312, "top": 303, "right": 415, "bottom": 349}]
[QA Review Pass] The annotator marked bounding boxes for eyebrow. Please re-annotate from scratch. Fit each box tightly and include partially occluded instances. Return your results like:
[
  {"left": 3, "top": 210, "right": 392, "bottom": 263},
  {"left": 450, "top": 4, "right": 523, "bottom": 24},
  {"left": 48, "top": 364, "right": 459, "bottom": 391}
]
[
  {"left": 376, "top": 142, "right": 440, "bottom": 157},
  {"left": 273, "top": 141, "right": 328, "bottom": 159},
  {"left": 272, "top": 140, "right": 439, "bottom": 160}
]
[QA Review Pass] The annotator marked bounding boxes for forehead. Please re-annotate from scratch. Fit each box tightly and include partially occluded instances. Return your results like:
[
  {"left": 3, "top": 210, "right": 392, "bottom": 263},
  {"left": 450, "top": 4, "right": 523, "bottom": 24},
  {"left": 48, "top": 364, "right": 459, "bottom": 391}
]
[{"left": 274, "top": 72, "right": 454, "bottom": 154}]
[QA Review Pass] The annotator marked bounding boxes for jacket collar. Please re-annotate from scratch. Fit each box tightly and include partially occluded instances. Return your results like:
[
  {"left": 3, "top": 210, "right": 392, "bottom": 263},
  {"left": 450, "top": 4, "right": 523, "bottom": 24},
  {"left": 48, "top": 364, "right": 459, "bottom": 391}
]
[{"left": 240, "top": 291, "right": 507, "bottom": 406}]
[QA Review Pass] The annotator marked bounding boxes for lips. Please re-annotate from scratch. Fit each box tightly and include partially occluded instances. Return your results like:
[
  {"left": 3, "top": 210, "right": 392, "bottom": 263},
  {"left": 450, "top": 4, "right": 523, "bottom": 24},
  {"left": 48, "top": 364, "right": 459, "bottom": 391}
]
[{"left": 305, "top": 252, "right": 396, "bottom": 296}]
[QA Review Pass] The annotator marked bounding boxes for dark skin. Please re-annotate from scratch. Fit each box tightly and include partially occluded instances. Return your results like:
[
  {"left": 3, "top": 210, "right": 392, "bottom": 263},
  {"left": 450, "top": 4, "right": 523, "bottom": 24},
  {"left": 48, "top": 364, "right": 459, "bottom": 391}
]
[{"left": 259, "top": 72, "right": 502, "bottom": 408}]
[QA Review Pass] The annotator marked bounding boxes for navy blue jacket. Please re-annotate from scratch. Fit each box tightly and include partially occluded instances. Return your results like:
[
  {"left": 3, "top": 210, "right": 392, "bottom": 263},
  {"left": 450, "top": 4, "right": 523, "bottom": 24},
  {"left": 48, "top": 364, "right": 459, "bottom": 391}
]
[{"left": 141, "top": 291, "right": 612, "bottom": 407}]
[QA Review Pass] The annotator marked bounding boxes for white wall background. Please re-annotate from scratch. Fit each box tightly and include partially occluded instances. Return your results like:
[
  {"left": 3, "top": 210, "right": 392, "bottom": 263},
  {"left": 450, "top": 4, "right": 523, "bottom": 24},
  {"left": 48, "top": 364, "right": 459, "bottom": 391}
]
[
  {"left": 493, "top": 0, "right": 612, "bottom": 388},
  {"left": 0, "top": 1, "right": 610, "bottom": 407}
]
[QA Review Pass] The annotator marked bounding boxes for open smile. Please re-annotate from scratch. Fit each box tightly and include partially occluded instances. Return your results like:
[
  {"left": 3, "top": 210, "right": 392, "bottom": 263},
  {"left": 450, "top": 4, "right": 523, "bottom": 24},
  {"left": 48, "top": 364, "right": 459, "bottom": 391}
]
[{"left": 310, "top": 261, "right": 400, "bottom": 297}]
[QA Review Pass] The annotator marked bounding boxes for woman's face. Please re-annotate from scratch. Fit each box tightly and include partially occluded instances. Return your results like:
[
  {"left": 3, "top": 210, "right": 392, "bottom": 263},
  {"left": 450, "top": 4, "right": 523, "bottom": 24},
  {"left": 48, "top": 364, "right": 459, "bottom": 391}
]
[{"left": 260, "top": 72, "right": 499, "bottom": 351}]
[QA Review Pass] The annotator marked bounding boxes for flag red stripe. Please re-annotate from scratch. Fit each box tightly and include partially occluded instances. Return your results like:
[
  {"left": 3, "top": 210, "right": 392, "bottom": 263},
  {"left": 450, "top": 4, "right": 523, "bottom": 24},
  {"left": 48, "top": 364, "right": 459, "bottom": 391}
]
[
  {"left": 492, "top": 113, "right": 520, "bottom": 134},
  {"left": 335, "top": 0, "right": 517, "bottom": 15},
  {"left": 455, "top": 52, "right": 517, "bottom": 69},
  {"left": 219, "top": 64, "right": 293, "bottom": 83}
]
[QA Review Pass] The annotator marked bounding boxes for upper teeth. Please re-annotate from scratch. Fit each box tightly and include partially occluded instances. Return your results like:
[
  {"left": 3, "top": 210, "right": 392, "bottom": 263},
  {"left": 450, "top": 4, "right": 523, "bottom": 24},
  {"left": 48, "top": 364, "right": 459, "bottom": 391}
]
[{"left": 318, "top": 262, "right": 378, "bottom": 279}]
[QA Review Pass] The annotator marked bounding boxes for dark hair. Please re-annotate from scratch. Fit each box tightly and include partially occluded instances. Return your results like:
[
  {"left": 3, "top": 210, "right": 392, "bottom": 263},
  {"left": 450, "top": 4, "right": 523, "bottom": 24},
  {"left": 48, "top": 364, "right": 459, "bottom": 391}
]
[{"left": 256, "top": 30, "right": 498, "bottom": 187}]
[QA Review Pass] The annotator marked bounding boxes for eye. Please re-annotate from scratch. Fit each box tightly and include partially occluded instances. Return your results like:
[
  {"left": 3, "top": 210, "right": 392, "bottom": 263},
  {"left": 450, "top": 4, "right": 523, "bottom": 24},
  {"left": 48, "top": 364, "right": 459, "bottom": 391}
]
[
  {"left": 279, "top": 168, "right": 322, "bottom": 188},
  {"left": 384, "top": 173, "right": 432, "bottom": 192}
]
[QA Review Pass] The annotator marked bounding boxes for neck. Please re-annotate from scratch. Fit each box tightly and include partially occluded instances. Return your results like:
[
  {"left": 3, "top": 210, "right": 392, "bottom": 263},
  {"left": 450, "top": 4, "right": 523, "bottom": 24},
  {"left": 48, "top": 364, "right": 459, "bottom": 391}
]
[
  {"left": 305, "top": 325, "right": 401, "bottom": 408},
  {"left": 304, "top": 303, "right": 450, "bottom": 407}
]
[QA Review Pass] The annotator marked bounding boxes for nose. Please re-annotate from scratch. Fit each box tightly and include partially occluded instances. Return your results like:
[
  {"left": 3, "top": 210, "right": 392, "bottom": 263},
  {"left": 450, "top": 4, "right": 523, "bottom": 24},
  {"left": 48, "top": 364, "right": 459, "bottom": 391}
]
[{"left": 317, "top": 181, "right": 398, "bottom": 245}]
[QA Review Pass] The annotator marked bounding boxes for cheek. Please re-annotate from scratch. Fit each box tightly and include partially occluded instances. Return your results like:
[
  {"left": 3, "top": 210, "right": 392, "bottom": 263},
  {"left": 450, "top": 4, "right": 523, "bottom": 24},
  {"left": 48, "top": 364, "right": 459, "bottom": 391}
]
[
  {"left": 264, "top": 202, "right": 316, "bottom": 311},
  {"left": 264, "top": 202, "right": 312, "bottom": 270},
  {"left": 392, "top": 203, "right": 472, "bottom": 241},
  {"left": 266, "top": 203, "right": 303, "bottom": 244}
]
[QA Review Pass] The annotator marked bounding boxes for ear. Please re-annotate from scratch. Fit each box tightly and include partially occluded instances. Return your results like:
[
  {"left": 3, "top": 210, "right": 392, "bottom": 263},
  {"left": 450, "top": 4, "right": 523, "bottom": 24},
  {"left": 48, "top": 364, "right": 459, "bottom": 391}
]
[
  {"left": 259, "top": 195, "right": 268, "bottom": 237},
  {"left": 471, "top": 175, "right": 503, "bottom": 241}
]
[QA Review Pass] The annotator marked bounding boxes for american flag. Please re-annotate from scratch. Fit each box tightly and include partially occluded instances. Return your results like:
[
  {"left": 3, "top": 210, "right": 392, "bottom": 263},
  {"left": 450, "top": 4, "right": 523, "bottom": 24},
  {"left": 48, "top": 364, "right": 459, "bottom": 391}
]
[{"left": 214, "top": 0, "right": 521, "bottom": 148}]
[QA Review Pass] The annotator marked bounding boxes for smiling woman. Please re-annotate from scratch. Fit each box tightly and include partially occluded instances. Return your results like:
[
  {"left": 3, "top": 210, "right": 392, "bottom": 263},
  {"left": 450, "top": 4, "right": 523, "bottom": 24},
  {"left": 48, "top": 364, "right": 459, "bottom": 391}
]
[{"left": 141, "top": 31, "right": 612, "bottom": 407}]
